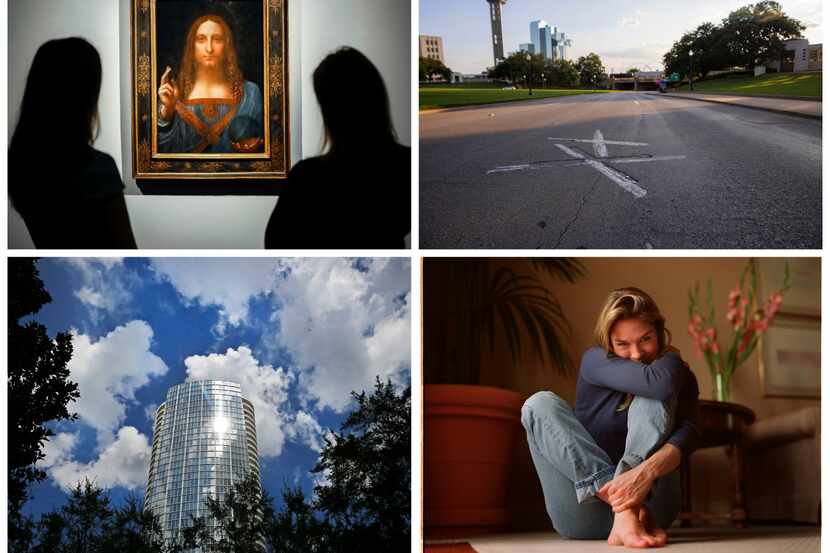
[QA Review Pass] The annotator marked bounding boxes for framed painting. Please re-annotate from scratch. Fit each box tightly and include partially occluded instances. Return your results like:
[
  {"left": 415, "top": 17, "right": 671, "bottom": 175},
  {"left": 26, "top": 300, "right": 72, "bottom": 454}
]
[
  {"left": 756, "top": 258, "right": 820, "bottom": 317},
  {"left": 758, "top": 315, "right": 821, "bottom": 399},
  {"left": 132, "top": 0, "right": 288, "bottom": 180}
]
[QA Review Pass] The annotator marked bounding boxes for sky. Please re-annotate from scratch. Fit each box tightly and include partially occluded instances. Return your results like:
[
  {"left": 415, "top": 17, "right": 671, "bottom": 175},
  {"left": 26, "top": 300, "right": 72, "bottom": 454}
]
[
  {"left": 420, "top": 0, "right": 823, "bottom": 74},
  {"left": 20, "top": 258, "right": 411, "bottom": 519}
]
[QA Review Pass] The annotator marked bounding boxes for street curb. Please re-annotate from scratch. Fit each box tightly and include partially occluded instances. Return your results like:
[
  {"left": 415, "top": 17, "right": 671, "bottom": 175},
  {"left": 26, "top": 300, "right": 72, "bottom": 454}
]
[
  {"left": 419, "top": 91, "right": 610, "bottom": 115},
  {"left": 664, "top": 91, "right": 820, "bottom": 102},
  {"left": 650, "top": 93, "right": 821, "bottom": 120}
]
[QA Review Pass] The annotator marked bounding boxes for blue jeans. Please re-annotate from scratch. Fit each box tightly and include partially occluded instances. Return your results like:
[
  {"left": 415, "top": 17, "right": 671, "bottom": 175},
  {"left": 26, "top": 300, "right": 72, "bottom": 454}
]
[{"left": 521, "top": 391, "right": 681, "bottom": 539}]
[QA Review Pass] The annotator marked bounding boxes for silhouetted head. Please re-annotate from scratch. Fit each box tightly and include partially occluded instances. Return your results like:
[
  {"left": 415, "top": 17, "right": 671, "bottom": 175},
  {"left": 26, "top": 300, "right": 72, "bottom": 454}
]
[
  {"left": 313, "top": 47, "right": 396, "bottom": 154},
  {"left": 12, "top": 37, "right": 102, "bottom": 152},
  {"left": 10, "top": 38, "right": 101, "bottom": 206}
]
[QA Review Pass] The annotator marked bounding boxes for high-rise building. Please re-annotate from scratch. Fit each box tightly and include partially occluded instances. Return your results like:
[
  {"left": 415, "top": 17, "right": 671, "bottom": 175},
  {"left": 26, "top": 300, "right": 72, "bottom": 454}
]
[
  {"left": 144, "top": 380, "right": 260, "bottom": 549},
  {"left": 552, "top": 27, "right": 572, "bottom": 61},
  {"left": 519, "top": 43, "right": 535, "bottom": 55},
  {"left": 485, "top": 0, "right": 507, "bottom": 66},
  {"left": 530, "top": 20, "right": 553, "bottom": 60},
  {"left": 419, "top": 35, "right": 445, "bottom": 64}
]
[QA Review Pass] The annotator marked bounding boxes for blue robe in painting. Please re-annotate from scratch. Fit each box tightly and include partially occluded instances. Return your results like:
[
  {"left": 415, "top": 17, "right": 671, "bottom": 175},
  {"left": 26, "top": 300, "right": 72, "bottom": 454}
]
[{"left": 157, "top": 80, "right": 264, "bottom": 154}]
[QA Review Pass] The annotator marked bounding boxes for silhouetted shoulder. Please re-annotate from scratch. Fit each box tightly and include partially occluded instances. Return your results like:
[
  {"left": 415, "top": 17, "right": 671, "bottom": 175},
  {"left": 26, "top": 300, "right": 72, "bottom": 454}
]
[
  {"left": 74, "top": 149, "right": 125, "bottom": 200},
  {"left": 264, "top": 142, "right": 410, "bottom": 249}
]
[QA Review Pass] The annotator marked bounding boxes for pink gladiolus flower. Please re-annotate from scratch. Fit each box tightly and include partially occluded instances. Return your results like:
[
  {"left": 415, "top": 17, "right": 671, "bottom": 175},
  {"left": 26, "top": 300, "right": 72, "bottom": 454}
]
[{"left": 711, "top": 341, "right": 720, "bottom": 354}]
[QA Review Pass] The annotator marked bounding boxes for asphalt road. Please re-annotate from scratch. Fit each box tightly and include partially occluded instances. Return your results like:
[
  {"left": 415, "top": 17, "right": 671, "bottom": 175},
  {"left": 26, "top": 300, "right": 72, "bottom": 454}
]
[{"left": 420, "top": 92, "right": 822, "bottom": 249}]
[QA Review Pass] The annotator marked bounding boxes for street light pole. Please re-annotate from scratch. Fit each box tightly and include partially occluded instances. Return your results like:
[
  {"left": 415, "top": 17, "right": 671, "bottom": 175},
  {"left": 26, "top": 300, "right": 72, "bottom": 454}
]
[
  {"left": 526, "top": 53, "right": 533, "bottom": 95},
  {"left": 688, "top": 49, "right": 694, "bottom": 92}
]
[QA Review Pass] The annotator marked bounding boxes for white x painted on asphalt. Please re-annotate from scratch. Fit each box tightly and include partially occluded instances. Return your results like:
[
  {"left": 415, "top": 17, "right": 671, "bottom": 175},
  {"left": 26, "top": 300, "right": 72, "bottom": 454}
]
[{"left": 487, "top": 129, "right": 686, "bottom": 198}]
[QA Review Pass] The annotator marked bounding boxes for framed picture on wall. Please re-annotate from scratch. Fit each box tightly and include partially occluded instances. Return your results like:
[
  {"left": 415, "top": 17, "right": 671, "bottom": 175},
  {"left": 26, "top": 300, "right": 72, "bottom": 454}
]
[
  {"left": 756, "top": 258, "right": 820, "bottom": 317},
  {"left": 131, "top": 0, "right": 288, "bottom": 180},
  {"left": 758, "top": 315, "right": 821, "bottom": 399}
]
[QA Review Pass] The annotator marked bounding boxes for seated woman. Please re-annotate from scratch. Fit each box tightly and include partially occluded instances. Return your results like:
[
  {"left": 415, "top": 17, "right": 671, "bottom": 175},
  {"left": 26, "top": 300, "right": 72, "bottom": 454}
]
[
  {"left": 522, "top": 287, "right": 700, "bottom": 548},
  {"left": 264, "top": 47, "right": 410, "bottom": 249},
  {"left": 9, "top": 37, "right": 136, "bottom": 249}
]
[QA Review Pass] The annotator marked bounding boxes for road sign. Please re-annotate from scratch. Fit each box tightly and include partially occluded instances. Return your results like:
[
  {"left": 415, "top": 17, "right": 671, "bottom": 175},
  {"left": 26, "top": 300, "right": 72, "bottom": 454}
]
[{"left": 670, "top": 73, "right": 680, "bottom": 82}]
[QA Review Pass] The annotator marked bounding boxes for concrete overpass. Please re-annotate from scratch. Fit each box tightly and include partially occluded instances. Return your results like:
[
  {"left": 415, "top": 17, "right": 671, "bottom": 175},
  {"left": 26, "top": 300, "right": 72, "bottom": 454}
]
[{"left": 609, "top": 71, "right": 665, "bottom": 91}]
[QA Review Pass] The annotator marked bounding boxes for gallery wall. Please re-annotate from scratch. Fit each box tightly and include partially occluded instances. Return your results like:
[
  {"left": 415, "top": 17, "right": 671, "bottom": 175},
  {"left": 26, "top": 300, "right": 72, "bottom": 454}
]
[{"left": 8, "top": 0, "right": 411, "bottom": 249}]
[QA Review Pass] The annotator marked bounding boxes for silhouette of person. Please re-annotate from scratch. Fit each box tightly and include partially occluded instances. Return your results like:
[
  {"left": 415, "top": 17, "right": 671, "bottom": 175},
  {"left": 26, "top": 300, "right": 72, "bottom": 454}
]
[
  {"left": 157, "top": 14, "right": 264, "bottom": 153},
  {"left": 264, "top": 47, "right": 410, "bottom": 249},
  {"left": 9, "top": 37, "right": 137, "bottom": 249}
]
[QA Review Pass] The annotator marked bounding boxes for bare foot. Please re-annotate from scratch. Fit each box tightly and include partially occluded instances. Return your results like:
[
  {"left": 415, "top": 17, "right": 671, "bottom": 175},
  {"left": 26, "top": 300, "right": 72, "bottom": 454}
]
[
  {"left": 607, "top": 508, "right": 662, "bottom": 548},
  {"left": 638, "top": 506, "right": 667, "bottom": 546}
]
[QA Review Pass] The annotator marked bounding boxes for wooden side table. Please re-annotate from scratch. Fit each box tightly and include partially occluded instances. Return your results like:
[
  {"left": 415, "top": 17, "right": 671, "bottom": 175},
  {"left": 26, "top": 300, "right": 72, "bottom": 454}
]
[{"left": 678, "top": 400, "right": 756, "bottom": 527}]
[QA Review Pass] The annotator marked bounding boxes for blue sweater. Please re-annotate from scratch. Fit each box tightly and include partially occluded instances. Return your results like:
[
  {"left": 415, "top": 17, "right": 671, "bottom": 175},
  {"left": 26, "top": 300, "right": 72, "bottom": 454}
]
[{"left": 574, "top": 347, "right": 700, "bottom": 465}]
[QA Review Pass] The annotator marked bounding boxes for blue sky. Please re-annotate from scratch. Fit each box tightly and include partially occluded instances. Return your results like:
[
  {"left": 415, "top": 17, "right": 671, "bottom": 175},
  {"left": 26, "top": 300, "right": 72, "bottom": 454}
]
[
  {"left": 21, "top": 258, "right": 411, "bottom": 518},
  {"left": 420, "top": 0, "right": 823, "bottom": 74}
]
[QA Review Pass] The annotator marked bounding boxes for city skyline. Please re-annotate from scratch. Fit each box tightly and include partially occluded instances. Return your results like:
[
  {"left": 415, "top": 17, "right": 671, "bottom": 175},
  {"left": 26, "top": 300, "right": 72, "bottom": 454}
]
[{"left": 420, "top": 0, "right": 822, "bottom": 74}]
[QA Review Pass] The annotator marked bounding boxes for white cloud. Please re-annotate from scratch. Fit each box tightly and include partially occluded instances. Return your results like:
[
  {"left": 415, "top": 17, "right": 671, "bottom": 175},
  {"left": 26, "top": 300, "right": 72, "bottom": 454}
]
[
  {"left": 618, "top": 10, "right": 647, "bottom": 28},
  {"left": 184, "top": 347, "right": 294, "bottom": 457},
  {"left": 144, "top": 403, "right": 159, "bottom": 423},
  {"left": 37, "top": 432, "right": 79, "bottom": 469},
  {"left": 63, "top": 259, "right": 135, "bottom": 318},
  {"left": 68, "top": 321, "right": 169, "bottom": 445},
  {"left": 150, "top": 259, "right": 276, "bottom": 334},
  {"left": 45, "top": 427, "right": 152, "bottom": 491},
  {"left": 274, "top": 258, "right": 410, "bottom": 412},
  {"left": 284, "top": 411, "right": 328, "bottom": 453}
]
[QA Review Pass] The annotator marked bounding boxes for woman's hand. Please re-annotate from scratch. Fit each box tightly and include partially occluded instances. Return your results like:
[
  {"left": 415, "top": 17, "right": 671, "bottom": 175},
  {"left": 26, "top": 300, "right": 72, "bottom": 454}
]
[{"left": 598, "top": 463, "right": 655, "bottom": 513}]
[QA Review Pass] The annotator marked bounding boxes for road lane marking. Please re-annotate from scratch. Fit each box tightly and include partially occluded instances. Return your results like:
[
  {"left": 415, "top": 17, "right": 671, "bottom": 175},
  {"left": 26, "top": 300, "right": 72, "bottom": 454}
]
[
  {"left": 547, "top": 137, "right": 649, "bottom": 146},
  {"left": 486, "top": 164, "right": 532, "bottom": 174},
  {"left": 593, "top": 129, "right": 608, "bottom": 158},
  {"left": 611, "top": 155, "right": 686, "bottom": 164},
  {"left": 634, "top": 100, "right": 641, "bottom": 105},
  {"left": 555, "top": 144, "right": 647, "bottom": 198}
]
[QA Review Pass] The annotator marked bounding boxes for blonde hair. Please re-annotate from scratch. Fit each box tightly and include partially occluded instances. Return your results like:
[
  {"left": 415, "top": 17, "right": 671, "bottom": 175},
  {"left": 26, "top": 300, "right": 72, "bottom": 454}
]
[{"left": 594, "top": 287, "right": 671, "bottom": 353}]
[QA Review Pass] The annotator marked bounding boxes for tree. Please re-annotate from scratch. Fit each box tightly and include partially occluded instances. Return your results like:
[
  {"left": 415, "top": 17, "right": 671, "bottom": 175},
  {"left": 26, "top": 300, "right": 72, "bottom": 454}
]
[
  {"left": 268, "top": 379, "right": 411, "bottom": 552},
  {"left": 180, "top": 471, "right": 273, "bottom": 553},
  {"left": 720, "top": 1, "right": 804, "bottom": 69},
  {"left": 266, "top": 486, "right": 326, "bottom": 552},
  {"left": 9, "top": 258, "right": 79, "bottom": 551},
  {"left": 488, "top": 52, "right": 544, "bottom": 86},
  {"left": 28, "top": 480, "right": 174, "bottom": 553},
  {"left": 626, "top": 67, "right": 641, "bottom": 75},
  {"left": 312, "top": 379, "right": 411, "bottom": 552},
  {"left": 30, "top": 480, "right": 111, "bottom": 553},
  {"left": 663, "top": 2, "right": 805, "bottom": 77},
  {"left": 419, "top": 57, "right": 452, "bottom": 82},
  {"left": 542, "top": 58, "right": 579, "bottom": 88},
  {"left": 576, "top": 53, "right": 605, "bottom": 87}
]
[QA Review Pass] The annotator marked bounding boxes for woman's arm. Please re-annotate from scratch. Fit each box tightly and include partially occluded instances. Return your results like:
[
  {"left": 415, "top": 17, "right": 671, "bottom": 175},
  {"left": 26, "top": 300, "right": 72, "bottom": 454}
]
[
  {"left": 598, "top": 442, "right": 682, "bottom": 512},
  {"left": 580, "top": 347, "right": 685, "bottom": 400}
]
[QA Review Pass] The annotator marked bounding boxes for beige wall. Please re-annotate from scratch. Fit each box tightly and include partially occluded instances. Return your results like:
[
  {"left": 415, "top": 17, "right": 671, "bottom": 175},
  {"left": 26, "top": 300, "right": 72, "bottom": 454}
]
[{"left": 468, "top": 257, "right": 820, "bottom": 529}]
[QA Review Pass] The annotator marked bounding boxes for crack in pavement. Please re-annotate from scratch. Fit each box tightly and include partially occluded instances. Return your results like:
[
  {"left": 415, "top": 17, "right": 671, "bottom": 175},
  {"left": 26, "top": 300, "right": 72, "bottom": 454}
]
[{"left": 546, "top": 173, "right": 602, "bottom": 249}]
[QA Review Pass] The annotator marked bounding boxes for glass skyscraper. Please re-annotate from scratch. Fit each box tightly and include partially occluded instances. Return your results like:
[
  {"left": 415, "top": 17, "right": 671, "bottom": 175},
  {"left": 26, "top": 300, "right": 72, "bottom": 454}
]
[{"left": 144, "top": 380, "right": 260, "bottom": 547}]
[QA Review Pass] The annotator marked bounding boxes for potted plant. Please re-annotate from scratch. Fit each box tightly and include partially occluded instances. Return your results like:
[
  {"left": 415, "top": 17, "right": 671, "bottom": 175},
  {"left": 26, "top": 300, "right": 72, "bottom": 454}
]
[{"left": 423, "top": 258, "right": 583, "bottom": 539}]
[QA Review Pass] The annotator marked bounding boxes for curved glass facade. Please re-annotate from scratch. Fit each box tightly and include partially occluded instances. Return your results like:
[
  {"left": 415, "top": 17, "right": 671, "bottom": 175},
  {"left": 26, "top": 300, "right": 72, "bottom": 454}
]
[{"left": 144, "top": 380, "right": 260, "bottom": 546}]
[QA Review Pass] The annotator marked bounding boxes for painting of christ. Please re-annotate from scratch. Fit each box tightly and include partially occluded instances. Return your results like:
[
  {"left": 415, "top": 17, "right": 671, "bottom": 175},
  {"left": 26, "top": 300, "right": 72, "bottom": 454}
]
[{"left": 132, "top": 0, "right": 288, "bottom": 180}]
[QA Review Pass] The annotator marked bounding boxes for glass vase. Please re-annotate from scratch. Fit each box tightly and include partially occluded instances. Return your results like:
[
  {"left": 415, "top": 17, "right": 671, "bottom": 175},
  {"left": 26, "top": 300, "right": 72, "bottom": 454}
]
[{"left": 713, "top": 372, "right": 730, "bottom": 402}]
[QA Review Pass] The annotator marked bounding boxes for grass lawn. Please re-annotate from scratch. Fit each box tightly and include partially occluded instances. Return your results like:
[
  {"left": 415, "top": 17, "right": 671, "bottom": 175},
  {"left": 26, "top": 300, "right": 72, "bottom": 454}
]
[
  {"left": 675, "top": 72, "right": 821, "bottom": 97},
  {"left": 419, "top": 87, "right": 610, "bottom": 110}
]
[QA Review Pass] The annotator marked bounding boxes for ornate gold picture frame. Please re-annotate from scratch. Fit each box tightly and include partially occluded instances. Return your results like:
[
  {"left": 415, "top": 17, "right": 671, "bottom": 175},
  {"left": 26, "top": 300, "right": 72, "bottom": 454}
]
[{"left": 132, "top": 0, "right": 288, "bottom": 179}]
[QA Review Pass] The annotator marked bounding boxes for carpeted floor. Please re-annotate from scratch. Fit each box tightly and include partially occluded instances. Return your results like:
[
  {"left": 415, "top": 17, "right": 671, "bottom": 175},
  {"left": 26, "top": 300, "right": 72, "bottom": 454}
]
[{"left": 445, "top": 526, "right": 820, "bottom": 553}]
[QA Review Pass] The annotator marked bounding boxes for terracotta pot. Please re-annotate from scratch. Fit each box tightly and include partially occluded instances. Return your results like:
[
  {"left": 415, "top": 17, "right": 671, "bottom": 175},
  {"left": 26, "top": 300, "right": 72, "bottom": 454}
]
[{"left": 424, "top": 384, "right": 525, "bottom": 540}]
